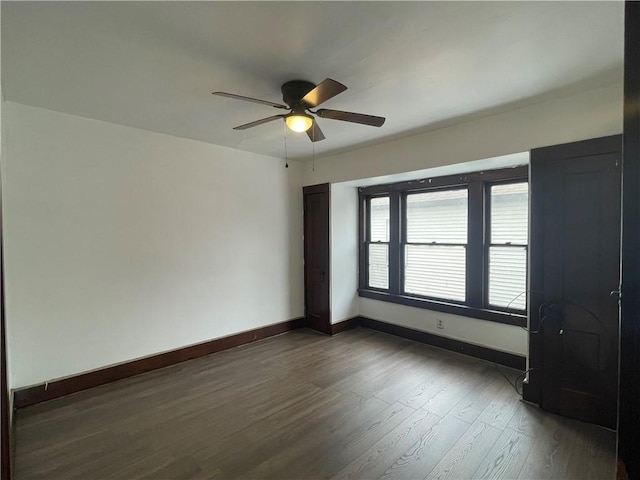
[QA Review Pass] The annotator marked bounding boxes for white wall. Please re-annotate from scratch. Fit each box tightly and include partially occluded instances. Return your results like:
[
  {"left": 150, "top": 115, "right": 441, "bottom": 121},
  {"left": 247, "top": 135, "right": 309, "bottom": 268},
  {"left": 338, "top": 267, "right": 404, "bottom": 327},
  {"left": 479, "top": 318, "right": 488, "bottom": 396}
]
[
  {"left": 303, "top": 83, "right": 622, "bottom": 186},
  {"left": 330, "top": 183, "right": 358, "bottom": 324},
  {"left": 305, "top": 82, "right": 623, "bottom": 357},
  {"left": 0, "top": 2, "right": 13, "bottom": 432},
  {"left": 2, "top": 102, "right": 304, "bottom": 389},
  {"left": 360, "top": 299, "right": 526, "bottom": 356}
]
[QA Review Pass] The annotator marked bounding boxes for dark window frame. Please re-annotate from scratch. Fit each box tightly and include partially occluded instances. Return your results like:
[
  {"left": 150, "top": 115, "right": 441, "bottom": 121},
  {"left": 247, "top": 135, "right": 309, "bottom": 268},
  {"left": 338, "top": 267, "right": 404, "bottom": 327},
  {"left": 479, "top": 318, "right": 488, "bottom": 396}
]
[
  {"left": 484, "top": 179, "right": 529, "bottom": 314},
  {"left": 364, "top": 194, "right": 391, "bottom": 292},
  {"left": 401, "top": 186, "right": 469, "bottom": 304},
  {"left": 358, "top": 166, "right": 529, "bottom": 327}
]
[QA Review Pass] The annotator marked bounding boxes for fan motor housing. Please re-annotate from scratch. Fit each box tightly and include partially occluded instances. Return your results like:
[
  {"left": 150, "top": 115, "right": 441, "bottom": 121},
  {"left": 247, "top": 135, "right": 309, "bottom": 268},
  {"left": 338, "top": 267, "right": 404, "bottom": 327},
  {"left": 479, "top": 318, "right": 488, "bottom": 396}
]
[{"left": 281, "top": 80, "right": 316, "bottom": 108}]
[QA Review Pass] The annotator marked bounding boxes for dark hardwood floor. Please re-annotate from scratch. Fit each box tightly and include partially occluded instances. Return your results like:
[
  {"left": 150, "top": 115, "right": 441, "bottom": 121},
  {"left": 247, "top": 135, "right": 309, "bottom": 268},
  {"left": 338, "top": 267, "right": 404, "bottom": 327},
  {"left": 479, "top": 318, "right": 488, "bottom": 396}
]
[{"left": 14, "top": 328, "right": 616, "bottom": 479}]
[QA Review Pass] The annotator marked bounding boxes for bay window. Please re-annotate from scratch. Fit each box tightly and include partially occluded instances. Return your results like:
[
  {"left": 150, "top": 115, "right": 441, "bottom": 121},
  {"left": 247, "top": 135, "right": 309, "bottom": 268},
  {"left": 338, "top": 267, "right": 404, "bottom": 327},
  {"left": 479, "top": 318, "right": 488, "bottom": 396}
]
[{"left": 359, "top": 166, "right": 528, "bottom": 326}]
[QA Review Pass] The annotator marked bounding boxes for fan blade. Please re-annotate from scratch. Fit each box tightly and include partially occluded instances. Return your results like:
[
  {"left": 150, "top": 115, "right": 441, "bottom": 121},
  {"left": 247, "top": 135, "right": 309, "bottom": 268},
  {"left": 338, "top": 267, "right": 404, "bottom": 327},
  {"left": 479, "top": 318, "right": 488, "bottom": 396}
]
[
  {"left": 301, "top": 78, "right": 347, "bottom": 108},
  {"left": 316, "top": 109, "right": 385, "bottom": 127},
  {"left": 306, "top": 121, "right": 325, "bottom": 142},
  {"left": 212, "top": 92, "right": 288, "bottom": 110},
  {"left": 233, "top": 115, "right": 285, "bottom": 130}
]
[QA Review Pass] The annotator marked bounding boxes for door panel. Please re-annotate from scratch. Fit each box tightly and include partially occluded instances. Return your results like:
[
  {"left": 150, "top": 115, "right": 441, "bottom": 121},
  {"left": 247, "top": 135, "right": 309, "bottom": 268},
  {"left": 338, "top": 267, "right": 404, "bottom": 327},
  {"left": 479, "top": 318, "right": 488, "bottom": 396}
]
[
  {"left": 303, "top": 184, "right": 331, "bottom": 334},
  {"left": 530, "top": 135, "right": 621, "bottom": 429},
  {"left": 619, "top": 2, "right": 640, "bottom": 477}
]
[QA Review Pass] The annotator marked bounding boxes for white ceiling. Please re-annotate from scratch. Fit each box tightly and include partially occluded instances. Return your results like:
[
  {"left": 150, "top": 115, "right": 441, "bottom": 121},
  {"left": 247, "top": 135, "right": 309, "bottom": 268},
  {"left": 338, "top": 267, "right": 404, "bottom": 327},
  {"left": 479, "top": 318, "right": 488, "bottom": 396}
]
[{"left": 1, "top": 1, "right": 624, "bottom": 160}]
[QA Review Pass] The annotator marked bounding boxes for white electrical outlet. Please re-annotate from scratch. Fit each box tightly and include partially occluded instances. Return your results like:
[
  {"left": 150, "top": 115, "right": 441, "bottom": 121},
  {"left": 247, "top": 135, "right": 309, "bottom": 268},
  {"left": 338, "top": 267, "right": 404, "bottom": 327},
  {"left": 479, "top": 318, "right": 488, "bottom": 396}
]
[{"left": 437, "top": 319, "right": 444, "bottom": 329}]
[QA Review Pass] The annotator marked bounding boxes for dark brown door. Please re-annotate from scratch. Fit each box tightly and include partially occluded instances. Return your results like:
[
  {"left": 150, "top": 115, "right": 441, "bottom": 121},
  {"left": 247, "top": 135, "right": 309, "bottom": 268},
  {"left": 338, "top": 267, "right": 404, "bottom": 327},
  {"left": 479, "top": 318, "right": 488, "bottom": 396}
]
[
  {"left": 619, "top": 2, "right": 640, "bottom": 477},
  {"left": 530, "top": 135, "right": 621, "bottom": 429},
  {"left": 303, "top": 184, "right": 331, "bottom": 334}
]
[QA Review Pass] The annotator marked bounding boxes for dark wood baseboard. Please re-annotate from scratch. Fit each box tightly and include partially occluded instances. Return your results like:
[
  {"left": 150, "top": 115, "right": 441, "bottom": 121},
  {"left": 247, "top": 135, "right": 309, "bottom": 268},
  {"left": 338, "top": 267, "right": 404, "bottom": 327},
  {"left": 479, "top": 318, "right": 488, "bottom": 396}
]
[
  {"left": 14, "top": 317, "right": 307, "bottom": 409},
  {"left": 359, "top": 316, "right": 526, "bottom": 370},
  {"left": 308, "top": 321, "right": 332, "bottom": 336},
  {"left": 330, "top": 317, "right": 360, "bottom": 335},
  {"left": 10, "top": 395, "right": 15, "bottom": 478},
  {"left": 13, "top": 315, "right": 526, "bottom": 408}
]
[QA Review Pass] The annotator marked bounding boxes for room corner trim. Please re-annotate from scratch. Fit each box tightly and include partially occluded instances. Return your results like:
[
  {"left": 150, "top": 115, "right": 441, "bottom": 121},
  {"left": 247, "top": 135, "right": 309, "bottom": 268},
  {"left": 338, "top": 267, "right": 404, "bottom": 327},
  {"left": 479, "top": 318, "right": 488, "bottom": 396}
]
[
  {"left": 358, "top": 316, "right": 526, "bottom": 370},
  {"left": 330, "top": 316, "right": 360, "bottom": 335},
  {"left": 13, "top": 317, "right": 307, "bottom": 409}
]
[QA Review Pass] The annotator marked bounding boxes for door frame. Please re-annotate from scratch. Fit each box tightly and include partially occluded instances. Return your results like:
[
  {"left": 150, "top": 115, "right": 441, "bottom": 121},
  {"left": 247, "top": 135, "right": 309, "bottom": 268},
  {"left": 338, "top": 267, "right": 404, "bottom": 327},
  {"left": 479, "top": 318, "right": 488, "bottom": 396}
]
[
  {"left": 1, "top": 134, "right": 10, "bottom": 480},
  {"left": 1, "top": 239, "right": 8, "bottom": 480}
]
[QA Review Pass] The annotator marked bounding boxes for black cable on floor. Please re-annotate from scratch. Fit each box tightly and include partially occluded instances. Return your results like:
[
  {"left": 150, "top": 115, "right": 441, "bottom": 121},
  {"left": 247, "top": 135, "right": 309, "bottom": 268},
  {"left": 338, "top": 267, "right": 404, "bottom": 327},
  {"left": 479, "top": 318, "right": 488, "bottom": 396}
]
[{"left": 496, "top": 367, "right": 536, "bottom": 397}]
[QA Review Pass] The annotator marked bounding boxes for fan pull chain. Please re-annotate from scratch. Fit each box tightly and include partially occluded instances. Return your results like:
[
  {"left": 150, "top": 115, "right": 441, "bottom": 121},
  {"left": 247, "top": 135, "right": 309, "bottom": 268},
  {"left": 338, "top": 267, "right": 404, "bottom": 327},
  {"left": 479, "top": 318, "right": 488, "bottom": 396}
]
[
  {"left": 312, "top": 123, "right": 316, "bottom": 172},
  {"left": 283, "top": 121, "right": 289, "bottom": 168}
]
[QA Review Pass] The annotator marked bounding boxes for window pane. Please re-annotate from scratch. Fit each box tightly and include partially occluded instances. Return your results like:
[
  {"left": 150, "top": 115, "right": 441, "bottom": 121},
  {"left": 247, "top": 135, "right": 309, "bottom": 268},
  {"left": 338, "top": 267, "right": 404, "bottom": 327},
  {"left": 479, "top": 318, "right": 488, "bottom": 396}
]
[
  {"left": 370, "top": 197, "right": 390, "bottom": 242},
  {"left": 404, "top": 245, "right": 466, "bottom": 301},
  {"left": 368, "top": 244, "right": 389, "bottom": 289},
  {"left": 488, "top": 247, "right": 527, "bottom": 310},
  {"left": 491, "top": 182, "right": 528, "bottom": 244},
  {"left": 406, "top": 189, "right": 468, "bottom": 243}
]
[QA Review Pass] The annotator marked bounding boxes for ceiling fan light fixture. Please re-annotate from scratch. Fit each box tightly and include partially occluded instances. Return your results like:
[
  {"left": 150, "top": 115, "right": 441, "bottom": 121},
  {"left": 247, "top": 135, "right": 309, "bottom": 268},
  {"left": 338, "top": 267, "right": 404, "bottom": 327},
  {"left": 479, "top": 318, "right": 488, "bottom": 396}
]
[
  {"left": 285, "top": 113, "right": 313, "bottom": 133},
  {"left": 214, "top": 78, "right": 385, "bottom": 142}
]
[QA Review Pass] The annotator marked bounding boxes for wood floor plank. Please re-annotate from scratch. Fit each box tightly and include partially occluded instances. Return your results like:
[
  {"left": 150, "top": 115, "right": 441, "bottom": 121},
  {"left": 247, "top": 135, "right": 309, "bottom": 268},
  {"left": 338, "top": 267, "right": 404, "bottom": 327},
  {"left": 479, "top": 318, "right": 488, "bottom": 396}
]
[
  {"left": 398, "top": 359, "right": 485, "bottom": 417},
  {"left": 424, "top": 419, "right": 502, "bottom": 480},
  {"left": 139, "top": 456, "right": 203, "bottom": 480},
  {"left": 560, "top": 421, "right": 617, "bottom": 480},
  {"left": 236, "top": 394, "right": 391, "bottom": 479},
  {"left": 310, "top": 336, "right": 413, "bottom": 390},
  {"left": 373, "top": 348, "right": 447, "bottom": 405},
  {"left": 471, "top": 427, "right": 536, "bottom": 480},
  {"left": 332, "top": 347, "right": 426, "bottom": 399},
  {"left": 267, "top": 328, "right": 376, "bottom": 371},
  {"left": 100, "top": 448, "right": 185, "bottom": 480},
  {"left": 476, "top": 379, "right": 521, "bottom": 430},
  {"left": 208, "top": 392, "right": 373, "bottom": 472},
  {"left": 506, "top": 399, "right": 548, "bottom": 439},
  {"left": 130, "top": 379, "right": 326, "bottom": 454},
  {"left": 378, "top": 415, "right": 471, "bottom": 480},
  {"left": 448, "top": 370, "right": 507, "bottom": 424},
  {"left": 419, "top": 366, "right": 487, "bottom": 417},
  {"left": 13, "top": 328, "right": 617, "bottom": 480},
  {"left": 332, "top": 408, "right": 442, "bottom": 480},
  {"left": 301, "top": 401, "right": 419, "bottom": 479},
  {"left": 517, "top": 414, "right": 581, "bottom": 480},
  {"left": 17, "top": 430, "right": 153, "bottom": 480}
]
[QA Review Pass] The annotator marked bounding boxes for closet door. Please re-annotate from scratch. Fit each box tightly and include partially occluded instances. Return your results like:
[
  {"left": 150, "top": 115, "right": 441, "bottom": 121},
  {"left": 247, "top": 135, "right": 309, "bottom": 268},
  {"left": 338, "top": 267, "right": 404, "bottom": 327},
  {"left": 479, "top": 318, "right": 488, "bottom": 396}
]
[
  {"left": 529, "top": 135, "right": 621, "bottom": 429},
  {"left": 619, "top": 1, "right": 640, "bottom": 476},
  {"left": 303, "top": 184, "right": 331, "bottom": 334}
]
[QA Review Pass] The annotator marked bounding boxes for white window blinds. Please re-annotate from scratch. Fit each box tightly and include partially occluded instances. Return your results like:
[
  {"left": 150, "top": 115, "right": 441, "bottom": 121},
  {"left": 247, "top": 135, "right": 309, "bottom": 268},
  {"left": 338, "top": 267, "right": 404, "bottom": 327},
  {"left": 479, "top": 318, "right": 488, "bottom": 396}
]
[
  {"left": 368, "top": 197, "right": 389, "bottom": 289},
  {"left": 488, "top": 182, "right": 529, "bottom": 310},
  {"left": 404, "top": 189, "right": 468, "bottom": 302}
]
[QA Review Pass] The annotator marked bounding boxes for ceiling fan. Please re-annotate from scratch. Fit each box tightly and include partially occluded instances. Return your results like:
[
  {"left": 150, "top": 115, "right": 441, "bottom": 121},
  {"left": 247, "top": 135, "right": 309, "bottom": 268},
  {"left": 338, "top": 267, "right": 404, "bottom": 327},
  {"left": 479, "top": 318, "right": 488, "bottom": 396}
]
[{"left": 212, "top": 78, "right": 385, "bottom": 142}]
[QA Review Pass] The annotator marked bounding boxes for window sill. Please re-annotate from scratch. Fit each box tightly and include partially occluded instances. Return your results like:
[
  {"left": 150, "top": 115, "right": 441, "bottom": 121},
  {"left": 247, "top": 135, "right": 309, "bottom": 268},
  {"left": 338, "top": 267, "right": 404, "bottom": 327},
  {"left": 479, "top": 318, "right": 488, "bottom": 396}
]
[{"left": 358, "top": 289, "right": 527, "bottom": 327}]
